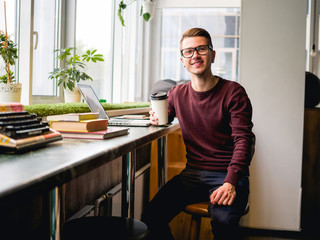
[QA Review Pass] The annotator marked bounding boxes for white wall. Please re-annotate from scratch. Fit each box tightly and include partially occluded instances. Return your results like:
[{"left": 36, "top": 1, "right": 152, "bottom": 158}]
[{"left": 239, "top": 0, "right": 307, "bottom": 231}]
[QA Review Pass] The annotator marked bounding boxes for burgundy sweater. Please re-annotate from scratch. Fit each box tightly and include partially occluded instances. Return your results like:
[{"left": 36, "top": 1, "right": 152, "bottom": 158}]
[{"left": 168, "top": 78, "right": 255, "bottom": 186}]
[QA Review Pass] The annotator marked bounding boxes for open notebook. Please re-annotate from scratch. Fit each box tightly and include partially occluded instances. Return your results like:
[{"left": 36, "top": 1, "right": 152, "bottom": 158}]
[{"left": 77, "top": 84, "right": 150, "bottom": 127}]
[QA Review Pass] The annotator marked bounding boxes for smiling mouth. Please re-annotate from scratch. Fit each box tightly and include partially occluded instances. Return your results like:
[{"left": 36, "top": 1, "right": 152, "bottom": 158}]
[{"left": 191, "top": 61, "right": 203, "bottom": 65}]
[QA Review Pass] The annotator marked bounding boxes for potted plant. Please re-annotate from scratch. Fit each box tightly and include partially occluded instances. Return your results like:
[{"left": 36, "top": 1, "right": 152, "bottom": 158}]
[
  {"left": 118, "top": 0, "right": 156, "bottom": 27},
  {"left": 0, "top": 3, "right": 20, "bottom": 103},
  {"left": 49, "top": 47, "right": 104, "bottom": 103}
]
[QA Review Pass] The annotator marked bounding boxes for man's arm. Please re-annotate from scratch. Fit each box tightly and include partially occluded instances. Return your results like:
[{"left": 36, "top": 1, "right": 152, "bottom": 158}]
[{"left": 210, "top": 85, "right": 255, "bottom": 206}]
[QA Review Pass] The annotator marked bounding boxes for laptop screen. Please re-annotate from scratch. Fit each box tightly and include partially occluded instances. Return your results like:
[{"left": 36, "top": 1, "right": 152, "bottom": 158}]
[{"left": 77, "top": 84, "right": 109, "bottom": 120}]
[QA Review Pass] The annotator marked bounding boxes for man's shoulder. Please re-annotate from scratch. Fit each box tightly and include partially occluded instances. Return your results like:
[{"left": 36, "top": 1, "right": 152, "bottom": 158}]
[
  {"left": 218, "top": 78, "right": 250, "bottom": 103},
  {"left": 168, "top": 81, "right": 190, "bottom": 94},
  {"left": 219, "top": 78, "right": 240, "bottom": 87},
  {"left": 219, "top": 78, "right": 245, "bottom": 92}
]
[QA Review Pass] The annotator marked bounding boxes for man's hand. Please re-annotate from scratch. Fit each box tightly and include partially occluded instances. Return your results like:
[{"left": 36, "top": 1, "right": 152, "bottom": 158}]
[
  {"left": 210, "top": 182, "right": 236, "bottom": 206},
  {"left": 149, "top": 110, "right": 158, "bottom": 125}
]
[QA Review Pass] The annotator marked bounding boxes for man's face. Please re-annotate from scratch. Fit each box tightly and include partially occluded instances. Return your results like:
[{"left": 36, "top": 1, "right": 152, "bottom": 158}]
[{"left": 180, "top": 36, "right": 215, "bottom": 77}]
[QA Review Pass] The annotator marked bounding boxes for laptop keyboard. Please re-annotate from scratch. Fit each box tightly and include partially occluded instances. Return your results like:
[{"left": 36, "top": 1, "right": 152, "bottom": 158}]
[
  {"left": 108, "top": 118, "right": 150, "bottom": 126},
  {"left": 108, "top": 118, "right": 134, "bottom": 125}
]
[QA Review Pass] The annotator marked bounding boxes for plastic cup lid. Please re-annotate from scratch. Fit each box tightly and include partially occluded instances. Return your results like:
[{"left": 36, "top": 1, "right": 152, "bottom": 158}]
[{"left": 150, "top": 92, "right": 168, "bottom": 100}]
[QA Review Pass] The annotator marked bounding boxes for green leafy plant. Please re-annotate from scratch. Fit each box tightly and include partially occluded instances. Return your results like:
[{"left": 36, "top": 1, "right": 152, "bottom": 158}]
[
  {"left": 0, "top": 31, "right": 18, "bottom": 84},
  {"left": 49, "top": 47, "right": 104, "bottom": 91},
  {"left": 118, "top": 0, "right": 153, "bottom": 27}
]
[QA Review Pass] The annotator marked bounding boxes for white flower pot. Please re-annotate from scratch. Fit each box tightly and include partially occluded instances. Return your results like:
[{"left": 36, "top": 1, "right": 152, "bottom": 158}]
[
  {"left": 0, "top": 83, "right": 22, "bottom": 103},
  {"left": 142, "top": 0, "right": 156, "bottom": 21},
  {"left": 64, "top": 87, "right": 81, "bottom": 103}
]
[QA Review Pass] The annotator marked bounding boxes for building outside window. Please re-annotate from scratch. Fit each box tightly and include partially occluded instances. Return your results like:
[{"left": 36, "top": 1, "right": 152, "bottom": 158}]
[{"left": 160, "top": 8, "right": 240, "bottom": 82}]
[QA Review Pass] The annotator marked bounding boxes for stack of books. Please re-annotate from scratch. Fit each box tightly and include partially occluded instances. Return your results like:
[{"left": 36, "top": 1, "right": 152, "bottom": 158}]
[
  {"left": 48, "top": 112, "right": 129, "bottom": 140},
  {"left": 0, "top": 102, "right": 63, "bottom": 151}
]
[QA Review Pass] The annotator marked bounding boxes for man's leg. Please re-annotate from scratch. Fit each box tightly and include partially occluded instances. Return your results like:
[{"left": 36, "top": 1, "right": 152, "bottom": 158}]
[
  {"left": 209, "top": 205, "right": 243, "bottom": 240},
  {"left": 141, "top": 168, "right": 209, "bottom": 240},
  {"left": 141, "top": 174, "right": 190, "bottom": 240},
  {"left": 207, "top": 175, "right": 249, "bottom": 240}
]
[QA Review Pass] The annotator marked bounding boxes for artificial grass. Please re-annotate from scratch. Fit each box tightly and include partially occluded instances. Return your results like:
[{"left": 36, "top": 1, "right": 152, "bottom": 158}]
[{"left": 25, "top": 102, "right": 151, "bottom": 117}]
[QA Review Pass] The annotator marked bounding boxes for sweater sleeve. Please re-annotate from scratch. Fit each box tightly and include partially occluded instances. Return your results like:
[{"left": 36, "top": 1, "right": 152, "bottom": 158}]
[
  {"left": 224, "top": 85, "right": 255, "bottom": 185},
  {"left": 167, "top": 87, "right": 176, "bottom": 123}
]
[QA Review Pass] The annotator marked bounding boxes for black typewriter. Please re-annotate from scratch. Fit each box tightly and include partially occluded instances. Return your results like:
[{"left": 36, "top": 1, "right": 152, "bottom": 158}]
[{"left": 0, "top": 110, "right": 62, "bottom": 151}]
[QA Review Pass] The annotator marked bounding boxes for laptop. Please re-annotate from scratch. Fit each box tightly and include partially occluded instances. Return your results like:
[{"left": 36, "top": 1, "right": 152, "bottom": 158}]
[{"left": 77, "top": 84, "right": 150, "bottom": 127}]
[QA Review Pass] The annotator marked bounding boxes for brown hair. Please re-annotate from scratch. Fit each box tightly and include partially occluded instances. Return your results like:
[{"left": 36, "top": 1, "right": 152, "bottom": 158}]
[{"left": 180, "top": 28, "right": 213, "bottom": 49}]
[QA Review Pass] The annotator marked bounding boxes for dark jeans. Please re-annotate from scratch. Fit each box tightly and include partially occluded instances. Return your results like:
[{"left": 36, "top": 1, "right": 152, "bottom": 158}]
[{"left": 141, "top": 167, "right": 249, "bottom": 240}]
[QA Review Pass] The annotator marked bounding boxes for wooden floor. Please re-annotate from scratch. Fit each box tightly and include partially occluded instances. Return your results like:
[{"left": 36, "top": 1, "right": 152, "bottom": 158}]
[
  {"left": 243, "top": 238, "right": 317, "bottom": 240},
  {"left": 243, "top": 235, "right": 318, "bottom": 240},
  {"left": 241, "top": 229, "right": 318, "bottom": 240},
  {"left": 169, "top": 212, "right": 319, "bottom": 240}
]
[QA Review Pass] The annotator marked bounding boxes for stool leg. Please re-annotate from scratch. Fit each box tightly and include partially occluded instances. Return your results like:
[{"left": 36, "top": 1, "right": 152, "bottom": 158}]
[{"left": 188, "top": 215, "right": 201, "bottom": 240}]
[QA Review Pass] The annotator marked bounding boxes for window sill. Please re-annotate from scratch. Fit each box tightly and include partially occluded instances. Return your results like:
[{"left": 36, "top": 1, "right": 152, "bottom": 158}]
[{"left": 24, "top": 102, "right": 151, "bottom": 118}]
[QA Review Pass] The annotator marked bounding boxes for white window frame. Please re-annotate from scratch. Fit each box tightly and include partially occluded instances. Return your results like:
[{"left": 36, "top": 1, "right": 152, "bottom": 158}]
[
  {"left": 18, "top": 0, "right": 103, "bottom": 104},
  {"left": 214, "top": 48, "right": 238, "bottom": 80},
  {"left": 144, "top": 0, "right": 241, "bottom": 101},
  {"left": 112, "top": 0, "right": 146, "bottom": 103},
  {"left": 18, "top": 0, "right": 33, "bottom": 105},
  {"left": 17, "top": 0, "right": 242, "bottom": 104},
  {"left": 308, "top": 0, "right": 320, "bottom": 74}
]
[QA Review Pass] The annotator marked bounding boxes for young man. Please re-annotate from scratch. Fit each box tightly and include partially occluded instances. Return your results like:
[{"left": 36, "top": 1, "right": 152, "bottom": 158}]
[{"left": 142, "top": 28, "right": 255, "bottom": 240}]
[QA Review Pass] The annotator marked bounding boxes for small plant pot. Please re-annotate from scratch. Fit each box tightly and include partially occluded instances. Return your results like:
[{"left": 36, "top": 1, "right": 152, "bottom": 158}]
[
  {"left": 64, "top": 87, "right": 81, "bottom": 103},
  {"left": 0, "top": 83, "right": 22, "bottom": 103},
  {"left": 142, "top": 0, "right": 156, "bottom": 21}
]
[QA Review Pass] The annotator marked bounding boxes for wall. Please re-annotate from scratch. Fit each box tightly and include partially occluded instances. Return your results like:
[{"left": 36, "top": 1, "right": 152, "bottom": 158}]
[{"left": 239, "top": 0, "right": 307, "bottom": 231}]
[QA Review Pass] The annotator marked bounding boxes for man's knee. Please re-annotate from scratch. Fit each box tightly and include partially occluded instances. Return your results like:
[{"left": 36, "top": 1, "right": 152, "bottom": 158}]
[{"left": 209, "top": 205, "right": 241, "bottom": 225}]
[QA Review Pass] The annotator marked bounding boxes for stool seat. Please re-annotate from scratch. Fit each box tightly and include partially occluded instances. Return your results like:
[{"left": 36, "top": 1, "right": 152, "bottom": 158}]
[
  {"left": 184, "top": 202, "right": 210, "bottom": 217},
  {"left": 62, "top": 216, "right": 149, "bottom": 240}
]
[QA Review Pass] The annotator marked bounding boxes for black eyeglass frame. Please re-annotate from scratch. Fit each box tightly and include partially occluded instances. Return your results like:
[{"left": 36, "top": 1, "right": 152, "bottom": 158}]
[{"left": 180, "top": 45, "right": 213, "bottom": 58}]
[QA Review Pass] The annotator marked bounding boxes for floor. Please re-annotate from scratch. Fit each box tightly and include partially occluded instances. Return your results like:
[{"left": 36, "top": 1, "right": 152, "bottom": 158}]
[
  {"left": 243, "top": 237, "right": 318, "bottom": 240},
  {"left": 241, "top": 229, "right": 319, "bottom": 240},
  {"left": 169, "top": 211, "right": 319, "bottom": 240}
]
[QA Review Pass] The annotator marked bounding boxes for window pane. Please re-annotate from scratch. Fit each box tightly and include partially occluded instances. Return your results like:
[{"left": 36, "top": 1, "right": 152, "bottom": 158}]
[
  {"left": 0, "top": 0, "right": 17, "bottom": 80},
  {"left": 76, "top": 0, "right": 113, "bottom": 102},
  {"left": 32, "top": 0, "right": 58, "bottom": 96},
  {"left": 213, "top": 51, "right": 235, "bottom": 80},
  {"left": 161, "top": 8, "right": 240, "bottom": 82},
  {"left": 224, "top": 16, "right": 236, "bottom": 35},
  {"left": 162, "top": 50, "right": 178, "bottom": 79},
  {"left": 162, "top": 15, "right": 179, "bottom": 48}
]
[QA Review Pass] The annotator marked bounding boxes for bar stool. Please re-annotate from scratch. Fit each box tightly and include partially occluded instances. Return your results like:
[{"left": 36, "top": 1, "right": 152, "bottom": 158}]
[
  {"left": 184, "top": 202, "right": 249, "bottom": 240},
  {"left": 62, "top": 216, "right": 149, "bottom": 240}
]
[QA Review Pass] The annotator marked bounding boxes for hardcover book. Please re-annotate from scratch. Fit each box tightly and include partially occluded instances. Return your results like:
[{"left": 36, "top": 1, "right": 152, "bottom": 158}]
[
  {"left": 60, "top": 127, "right": 129, "bottom": 140},
  {"left": 0, "top": 129, "right": 62, "bottom": 151},
  {"left": 0, "top": 102, "right": 25, "bottom": 112},
  {"left": 46, "top": 112, "right": 99, "bottom": 121},
  {"left": 50, "top": 119, "right": 108, "bottom": 132}
]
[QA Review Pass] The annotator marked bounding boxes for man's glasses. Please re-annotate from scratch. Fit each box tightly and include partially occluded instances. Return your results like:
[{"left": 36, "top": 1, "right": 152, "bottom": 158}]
[{"left": 181, "top": 45, "right": 213, "bottom": 58}]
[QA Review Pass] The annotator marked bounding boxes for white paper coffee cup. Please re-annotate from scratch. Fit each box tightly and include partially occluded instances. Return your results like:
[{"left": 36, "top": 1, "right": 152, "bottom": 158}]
[{"left": 150, "top": 92, "right": 168, "bottom": 126}]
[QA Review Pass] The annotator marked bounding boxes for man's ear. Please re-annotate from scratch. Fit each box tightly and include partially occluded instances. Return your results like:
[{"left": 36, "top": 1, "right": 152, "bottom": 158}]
[
  {"left": 211, "top": 50, "right": 216, "bottom": 63},
  {"left": 180, "top": 57, "right": 185, "bottom": 67}
]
